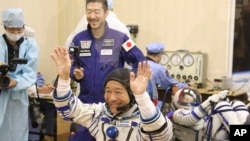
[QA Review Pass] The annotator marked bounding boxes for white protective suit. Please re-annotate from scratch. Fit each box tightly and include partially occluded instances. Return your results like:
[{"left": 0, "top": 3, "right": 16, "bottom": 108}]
[
  {"left": 52, "top": 83, "right": 173, "bottom": 141},
  {"left": 0, "top": 35, "right": 39, "bottom": 141},
  {"left": 171, "top": 90, "right": 249, "bottom": 140}
]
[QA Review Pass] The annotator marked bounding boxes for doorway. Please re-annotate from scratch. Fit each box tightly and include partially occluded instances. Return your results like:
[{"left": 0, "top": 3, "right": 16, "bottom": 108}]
[{"left": 233, "top": 0, "right": 250, "bottom": 73}]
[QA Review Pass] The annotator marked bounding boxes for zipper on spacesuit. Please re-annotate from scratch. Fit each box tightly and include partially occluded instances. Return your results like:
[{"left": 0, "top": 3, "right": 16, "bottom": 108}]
[
  {"left": 125, "top": 127, "right": 133, "bottom": 141},
  {"left": 101, "top": 122, "right": 107, "bottom": 141}
]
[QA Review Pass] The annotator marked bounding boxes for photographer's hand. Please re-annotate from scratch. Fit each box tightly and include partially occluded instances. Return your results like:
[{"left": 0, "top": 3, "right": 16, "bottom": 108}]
[
  {"left": 38, "top": 84, "right": 54, "bottom": 94},
  {"left": 73, "top": 67, "right": 84, "bottom": 80},
  {"left": 5, "top": 75, "right": 17, "bottom": 88}
]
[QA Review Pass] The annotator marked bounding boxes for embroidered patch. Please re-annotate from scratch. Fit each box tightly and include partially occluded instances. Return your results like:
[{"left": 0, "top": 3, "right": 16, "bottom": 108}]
[
  {"left": 122, "top": 39, "right": 135, "bottom": 52},
  {"left": 103, "top": 39, "right": 114, "bottom": 46},
  {"left": 80, "top": 40, "right": 91, "bottom": 49}
]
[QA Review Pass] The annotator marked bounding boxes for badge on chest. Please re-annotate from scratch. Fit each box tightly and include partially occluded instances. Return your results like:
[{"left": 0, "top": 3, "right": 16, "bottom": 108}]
[{"left": 101, "top": 39, "right": 114, "bottom": 55}]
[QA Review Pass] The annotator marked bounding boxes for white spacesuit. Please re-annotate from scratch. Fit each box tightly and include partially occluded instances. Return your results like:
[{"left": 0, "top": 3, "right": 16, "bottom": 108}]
[
  {"left": 169, "top": 88, "right": 249, "bottom": 141},
  {"left": 50, "top": 54, "right": 173, "bottom": 141}
]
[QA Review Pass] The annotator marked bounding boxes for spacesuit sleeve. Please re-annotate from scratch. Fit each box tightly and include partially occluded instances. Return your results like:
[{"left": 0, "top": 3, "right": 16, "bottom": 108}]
[
  {"left": 52, "top": 87, "right": 102, "bottom": 128},
  {"left": 136, "top": 92, "right": 173, "bottom": 141},
  {"left": 173, "top": 108, "right": 205, "bottom": 130},
  {"left": 52, "top": 78, "right": 102, "bottom": 128},
  {"left": 173, "top": 97, "right": 213, "bottom": 128}
]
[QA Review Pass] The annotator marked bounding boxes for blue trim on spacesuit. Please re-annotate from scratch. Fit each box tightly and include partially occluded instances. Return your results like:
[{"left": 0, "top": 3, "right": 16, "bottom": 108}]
[
  {"left": 191, "top": 110, "right": 202, "bottom": 121},
  {"left": 56, "top": 105, "right": 73, "bottom": 121},
  {"left": 140, "top": 107, "right": 160, "bottom": 124},
  {"left": 52, "top": 90, "right": 73, "bottom": 101},
  {"left": 52, "top": 90, "right": 76, "bottom": 121}
]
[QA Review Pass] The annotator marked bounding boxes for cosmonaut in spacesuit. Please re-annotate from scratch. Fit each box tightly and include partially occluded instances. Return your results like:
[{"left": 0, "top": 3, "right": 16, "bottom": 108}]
[
  {"left": 168, "top": 88, "right": 249, "bottom": 140},
  {"left": 50, "top": 47, "right": 173, "bottom": 141}
]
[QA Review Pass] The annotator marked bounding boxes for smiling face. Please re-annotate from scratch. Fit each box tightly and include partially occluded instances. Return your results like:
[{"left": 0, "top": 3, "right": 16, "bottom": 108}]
[
  {"left": 86, "top": 2, "right": 108, "bottom": 30},
  {"left": 104, "top": 80, "right": 130, "bottom": 114}
]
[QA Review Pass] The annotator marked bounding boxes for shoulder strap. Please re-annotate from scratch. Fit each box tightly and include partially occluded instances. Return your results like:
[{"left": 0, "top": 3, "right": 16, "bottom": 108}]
[{"left": 35, "top": 83, "right": 40, "bottom": 100}]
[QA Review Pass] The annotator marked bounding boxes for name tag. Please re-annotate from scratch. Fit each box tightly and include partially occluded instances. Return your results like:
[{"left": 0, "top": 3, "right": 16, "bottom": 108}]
[
  {"left": 116, "top": 121, "right": 131, "bottom": 127},
  {"left": 101, "top": 49, "right": 112, "bottom": 55},
  {"left": 79, "top": 53, "right": 91, "bottom": 56}
]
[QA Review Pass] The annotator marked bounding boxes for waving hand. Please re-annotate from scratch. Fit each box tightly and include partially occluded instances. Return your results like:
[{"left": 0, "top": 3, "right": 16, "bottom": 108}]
[{"left": 130, "top": 61, "right": 152, "bottom": 95}]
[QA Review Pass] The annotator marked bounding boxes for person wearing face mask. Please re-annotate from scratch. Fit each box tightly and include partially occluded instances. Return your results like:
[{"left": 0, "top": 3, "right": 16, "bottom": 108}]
[{"left": 0, "top": 8, "right": 39, "bottom": 141}]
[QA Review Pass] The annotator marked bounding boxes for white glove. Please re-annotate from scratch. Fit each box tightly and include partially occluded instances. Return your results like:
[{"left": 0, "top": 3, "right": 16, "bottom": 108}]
[{"left": 208, "top": 90, "right": 229, "bottom": 103}]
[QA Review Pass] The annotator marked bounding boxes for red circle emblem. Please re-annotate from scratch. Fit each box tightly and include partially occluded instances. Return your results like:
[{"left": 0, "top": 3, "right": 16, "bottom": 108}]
[{"left": 126, "top": 42, "right": 132, "bottom": 47}]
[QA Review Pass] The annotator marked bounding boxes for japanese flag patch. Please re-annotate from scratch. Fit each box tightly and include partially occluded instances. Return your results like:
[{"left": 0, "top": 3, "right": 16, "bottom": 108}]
[{"left": 122, "top": 38, "right": 135, "bottom": 52}]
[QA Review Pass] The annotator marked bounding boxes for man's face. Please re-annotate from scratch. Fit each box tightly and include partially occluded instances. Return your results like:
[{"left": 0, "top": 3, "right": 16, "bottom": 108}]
[
  {"left": 104, "top": 80, "right": 130, "bottom": 114},
  {"left": 86, "top": 2, "right": 108, "bottom": 30},
  {"left": 5, "top": 27, "right": 24, "bottom": 34},
  {"left": 181, "top": 94, "right": 195, "bottom": 103},
  {"left": 156, "top": 53, "right": 163, "bottom": 64}
]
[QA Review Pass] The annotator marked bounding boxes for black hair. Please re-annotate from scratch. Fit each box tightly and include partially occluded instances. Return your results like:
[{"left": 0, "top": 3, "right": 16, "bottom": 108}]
[{"left": 85, "top": 0, "right": 108, "bottom": 11}]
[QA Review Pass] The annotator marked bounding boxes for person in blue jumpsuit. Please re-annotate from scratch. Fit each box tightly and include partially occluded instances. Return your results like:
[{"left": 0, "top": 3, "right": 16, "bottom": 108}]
[
  {"left": 65, "top": 0, "right": 131, "bottom": 48},
  {"left": 145, "top": 42, "right": 190, "bottom": 91},
  {"left": 68, "top": 0, "right": 146, "bottom": 141},
  {"left": 0, "top": 8, "right": 39, "bottom": 141},
  {"left": 145, "top": 43, "right": 194, "bottom": 112}
]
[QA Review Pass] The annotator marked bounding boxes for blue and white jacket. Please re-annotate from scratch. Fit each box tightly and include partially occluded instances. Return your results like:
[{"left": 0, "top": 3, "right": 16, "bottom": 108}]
[{"left": 53, "top": 90, "right": 173, "bottom": 141}]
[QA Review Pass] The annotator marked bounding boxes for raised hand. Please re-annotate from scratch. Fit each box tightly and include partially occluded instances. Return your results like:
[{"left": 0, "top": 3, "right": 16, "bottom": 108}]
[
  {"left": 50, "top": 47, "right": 71, "bottom": 80},
  {"left": 130, "top": 61, "right": 152, "bottom": 95}
]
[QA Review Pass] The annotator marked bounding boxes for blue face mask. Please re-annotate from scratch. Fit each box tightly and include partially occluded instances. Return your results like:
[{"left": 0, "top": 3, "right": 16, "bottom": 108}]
[{"left": 5, "top": 31, "right": 24, "bottom": 41}]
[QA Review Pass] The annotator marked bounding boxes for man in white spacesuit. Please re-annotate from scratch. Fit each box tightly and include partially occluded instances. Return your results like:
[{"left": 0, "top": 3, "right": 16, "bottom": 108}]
[
  {"left": 169, "top": 88, "right": 249, "bottom": 140},
  {"left": 50, "top": 47, "right": 173, "bottom": 141}
]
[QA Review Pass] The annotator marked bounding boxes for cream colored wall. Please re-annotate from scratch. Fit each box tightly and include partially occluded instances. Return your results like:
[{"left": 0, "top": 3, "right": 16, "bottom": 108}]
[
  {"left": 0, "top": 0, "right": 59, "bottom": 83},
  {"left": 1, "top": 0, "right": 236, "bottom": 87},
  {"left": 58, "top": 0, "right": 84, "bottom": 45},
  {"left": 59, "top": 0, "right": 235, "bottom": 88},
  {"left": 114, "top": 0, "right": 234, "bottom": 86}
]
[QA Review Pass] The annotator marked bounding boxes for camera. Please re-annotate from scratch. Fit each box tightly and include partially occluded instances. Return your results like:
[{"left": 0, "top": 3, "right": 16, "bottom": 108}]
[
  {"left": 69, "top": 46, "right": 79, "bottom": 56},
  {"left": 68, "top": 46, "right": 80, "bottom": 67},
  {"left": 0, "top": 58, "right": 27, "bottom": 87}
]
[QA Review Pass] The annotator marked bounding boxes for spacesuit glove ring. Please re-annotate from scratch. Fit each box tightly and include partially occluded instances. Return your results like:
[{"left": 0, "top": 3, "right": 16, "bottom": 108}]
[{"left": 208, "top": 90, "right": 229, "bottom": 104}]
